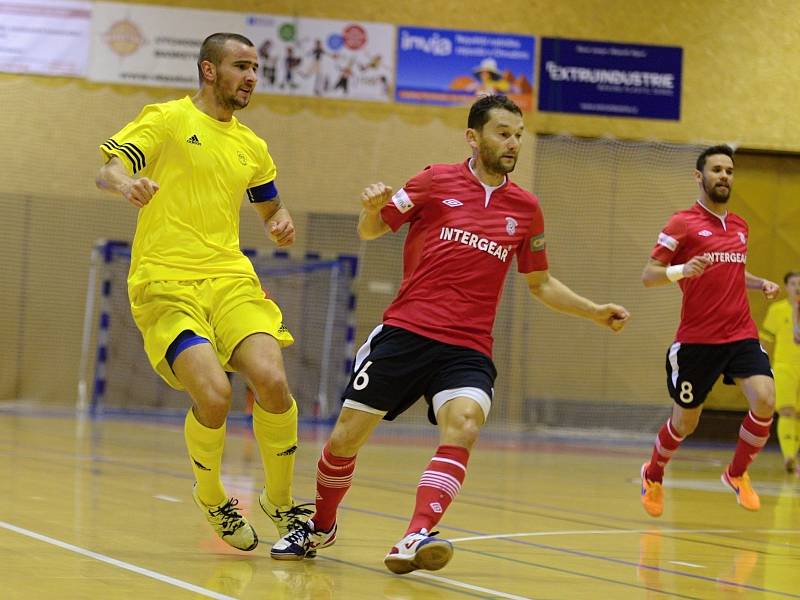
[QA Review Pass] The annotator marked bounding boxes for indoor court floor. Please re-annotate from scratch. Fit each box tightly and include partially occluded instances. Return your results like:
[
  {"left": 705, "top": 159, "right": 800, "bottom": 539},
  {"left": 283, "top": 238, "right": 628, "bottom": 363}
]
[{"left": 0, "top": 411, "right": 797, "bottom": 599}]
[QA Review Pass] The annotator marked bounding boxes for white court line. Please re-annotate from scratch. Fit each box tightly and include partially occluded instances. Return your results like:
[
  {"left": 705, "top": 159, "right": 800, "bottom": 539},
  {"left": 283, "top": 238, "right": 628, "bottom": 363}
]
[
  {"left": 154, "top": 494, "right": 181, "bottom": 503},
  {"left": 450, "top": 528, "right": 800, "bottom": 543},
  {"left": 0, "top": 521, "right": 237, "bottom": 600},
  {"left": 669, "top": 561, "right": 705, "bottom": 568},
  {"left": 411, "top": 571, "right": 533, "bottom": 600}
]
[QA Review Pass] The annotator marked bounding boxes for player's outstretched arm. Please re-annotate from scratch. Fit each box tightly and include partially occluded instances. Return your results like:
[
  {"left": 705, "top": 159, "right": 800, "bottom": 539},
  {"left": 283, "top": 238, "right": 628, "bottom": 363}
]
[
  {"left": 253, "top": 197, "right": 295, "bottom": 248},
  {"left": 745, "top": 271, "right": 779, "bottom": 299},
  {"left": 642, "top": 256, "right": 711, "bottom": 287},
  {"left": 525, "top": 270, "right": 630, "bottom": 332},
  {"left": 95, "top": 157, "right": 159, "bottom": 209},
  {"left": 358, "top": 182, "right": 392, "bottom": 240}
]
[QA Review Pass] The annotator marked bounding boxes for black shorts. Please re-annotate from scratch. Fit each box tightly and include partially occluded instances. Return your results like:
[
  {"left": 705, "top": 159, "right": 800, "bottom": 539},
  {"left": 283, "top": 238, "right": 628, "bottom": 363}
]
[
  {"left": 341, "top": 324, "right": 497, "bottom": 425},
  {"left": 665, "top": 338, "right": 772, "bottom": 408}
]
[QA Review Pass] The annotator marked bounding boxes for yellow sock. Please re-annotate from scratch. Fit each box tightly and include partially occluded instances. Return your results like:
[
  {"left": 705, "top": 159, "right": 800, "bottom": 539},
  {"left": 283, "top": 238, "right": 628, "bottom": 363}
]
[
  {"left": 252, "top": 397, "right": 298, "bottom": 507},
  {"left": 184, "top": 409, "right": 227, "bottom": 506},
  {"left": 777, "top": 415, "right": 798, "bottom": 460}
]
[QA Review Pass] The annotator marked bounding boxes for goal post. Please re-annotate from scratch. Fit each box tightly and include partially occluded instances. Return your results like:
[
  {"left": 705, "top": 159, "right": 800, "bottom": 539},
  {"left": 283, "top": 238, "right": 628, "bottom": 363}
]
[{"left": 78, "top": 240, "right": 357, "bottom": 421}]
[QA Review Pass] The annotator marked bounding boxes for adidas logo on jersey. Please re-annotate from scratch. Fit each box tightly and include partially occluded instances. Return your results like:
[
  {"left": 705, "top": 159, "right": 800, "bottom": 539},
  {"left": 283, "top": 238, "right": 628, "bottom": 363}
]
[{"left": 186, "top": 134, "right": 202, "bottom": 145}]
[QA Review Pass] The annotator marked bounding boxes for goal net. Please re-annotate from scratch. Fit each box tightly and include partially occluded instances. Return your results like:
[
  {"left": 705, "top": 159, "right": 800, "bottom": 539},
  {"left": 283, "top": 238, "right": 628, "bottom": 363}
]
[{"left": 79, "top": 240, "right": 357, "bottom": 421}]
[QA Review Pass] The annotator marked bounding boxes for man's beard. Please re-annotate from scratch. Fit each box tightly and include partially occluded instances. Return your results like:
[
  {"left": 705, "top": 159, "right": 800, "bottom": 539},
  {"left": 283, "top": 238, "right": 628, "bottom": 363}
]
[
  {"left": 704, "top": 178, "right": 730, "bottom": 203},
  {"left": 214, "top": 82, "right": 249, "bottom": 111},
  {"left": 479, "top": 143, "right": 517, "bottom": 175}
]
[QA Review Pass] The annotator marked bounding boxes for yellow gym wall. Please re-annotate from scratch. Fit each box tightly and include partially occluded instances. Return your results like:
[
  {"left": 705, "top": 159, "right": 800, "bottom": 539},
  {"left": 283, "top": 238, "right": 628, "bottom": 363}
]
[{"left": 2, "top": 0, "right": 799, "bottom": 410}]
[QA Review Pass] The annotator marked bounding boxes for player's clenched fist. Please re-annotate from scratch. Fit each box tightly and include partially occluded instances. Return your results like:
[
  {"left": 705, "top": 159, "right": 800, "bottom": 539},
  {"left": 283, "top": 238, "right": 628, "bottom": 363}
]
[
  {"left": 270, "top": 219, "right": 295, "bottom": 247},
  {"left": 683, "top": 254, "right": 712, "bottom": 278},
  {"left": 361, "top": 182, "right": 394, "bottom": 214},
  {"left": 122, "top": 178, "right": 160, "bottom": 208}
]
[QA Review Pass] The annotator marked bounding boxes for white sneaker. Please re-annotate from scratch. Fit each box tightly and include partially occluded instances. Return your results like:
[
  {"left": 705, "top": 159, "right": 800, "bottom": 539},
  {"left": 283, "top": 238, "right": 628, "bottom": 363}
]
[
  {"left": 384, "top": 529, "right": 453, "bottom": 574},
  {"left": 270, "top": 519, "right": 336, "bottom": 561},
  {"left": 192, "top": 484, "right": 258, "bottom": 551}
]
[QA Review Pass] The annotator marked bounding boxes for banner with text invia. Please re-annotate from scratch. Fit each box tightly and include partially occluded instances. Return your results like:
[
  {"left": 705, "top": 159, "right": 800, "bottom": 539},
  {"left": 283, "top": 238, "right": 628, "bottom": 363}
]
[
  {"left": 538, "top": 38, "right": 682, "bottom": 120},
  {"left": 395, "top": 26, "right": 534, "bottom": 111}
]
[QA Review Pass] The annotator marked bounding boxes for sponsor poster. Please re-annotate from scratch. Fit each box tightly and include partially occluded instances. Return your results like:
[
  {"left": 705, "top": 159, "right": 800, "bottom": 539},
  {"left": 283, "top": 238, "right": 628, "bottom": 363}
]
[
  {"left": 89, "top": 2, "right": 394, "bottom": 101},
  {"left": 244, "top": 15, "right": 394, "bottom": 101},
  {"left": 89, "top": 2, "right": 241, "bottom": 88},
  {"left": 395, "top": 27, "right": 535, "bottom": 110},
  {"left": 538, "top": 37, "right": 682, "bottom": 120},
  {"left": 0, "top": 0, "right": 91, "bottom": 76}
]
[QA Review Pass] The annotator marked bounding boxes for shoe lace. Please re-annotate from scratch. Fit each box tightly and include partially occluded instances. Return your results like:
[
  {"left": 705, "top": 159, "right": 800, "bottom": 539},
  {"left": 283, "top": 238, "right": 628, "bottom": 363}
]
[
  {"left": 282, "top": 519, "right": 313, "bottom": 546},
  {"left": 208, "top": 498, "right": 246, "bottom": 534},
  {"left": 276, "top": 502, "right": 315, "bottom": 530}
]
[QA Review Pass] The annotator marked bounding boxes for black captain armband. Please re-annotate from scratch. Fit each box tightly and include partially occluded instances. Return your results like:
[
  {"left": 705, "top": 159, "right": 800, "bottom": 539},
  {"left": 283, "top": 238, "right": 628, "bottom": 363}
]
[{"left": 247, "top": 181, "right": 279, "bottom": 203}]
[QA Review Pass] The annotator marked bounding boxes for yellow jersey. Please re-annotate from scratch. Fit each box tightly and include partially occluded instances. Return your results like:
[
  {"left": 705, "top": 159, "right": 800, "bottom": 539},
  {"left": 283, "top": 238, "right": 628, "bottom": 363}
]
[
  {"left": 100, "top": 96, "right": 276, "bottom": 294},
  {"left": 760, "top": 298, "right": 800, "bottom": 365}
]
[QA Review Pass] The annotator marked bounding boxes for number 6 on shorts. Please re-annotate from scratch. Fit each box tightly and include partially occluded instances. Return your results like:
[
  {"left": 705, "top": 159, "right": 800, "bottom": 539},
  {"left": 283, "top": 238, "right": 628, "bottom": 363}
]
[{"left": 353, "top": 361, "right": 373, "bottom": 390}]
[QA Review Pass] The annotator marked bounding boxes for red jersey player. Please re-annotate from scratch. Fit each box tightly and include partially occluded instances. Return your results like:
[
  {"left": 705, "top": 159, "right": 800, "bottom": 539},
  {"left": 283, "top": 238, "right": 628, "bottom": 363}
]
[
  {"left": 639, "top": 144, "right": 779, "bottom": 517},
  {"left": 271, "top": 95, "right": 630, "bottom": 572}
]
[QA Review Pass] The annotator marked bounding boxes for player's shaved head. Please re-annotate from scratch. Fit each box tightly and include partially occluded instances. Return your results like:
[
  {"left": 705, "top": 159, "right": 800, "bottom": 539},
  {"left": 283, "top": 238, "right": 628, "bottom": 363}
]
[{"left": 197, "top": 33, "right": 255, "bottom": 84}]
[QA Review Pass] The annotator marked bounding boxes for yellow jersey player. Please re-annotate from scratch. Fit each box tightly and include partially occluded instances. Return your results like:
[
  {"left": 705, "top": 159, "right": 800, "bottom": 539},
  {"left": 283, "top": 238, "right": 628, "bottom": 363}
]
[
  {"left": 760, "top": 271, "right": 800, "bottom": 474},
  {"left": 95, "top": 33, "right": 311, "bottom": 551}
]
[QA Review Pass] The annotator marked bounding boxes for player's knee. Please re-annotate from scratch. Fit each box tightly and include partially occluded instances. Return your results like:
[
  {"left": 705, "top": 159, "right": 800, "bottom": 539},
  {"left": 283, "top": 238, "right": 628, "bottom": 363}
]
[
  {"left": 194, "top": 375, "right": 233, "bottom": 427},
  {"left": 754, "top": 390, "right": 776, "bottom": 414},
  {"left": 249, "top": 369, "right": 291, "bottom": 411},
  {"left": 778, "top": 406, "right": 796, "bottom": 418},
  {"left": 441, "top": 408, "right": 483, "bottom": 448}
]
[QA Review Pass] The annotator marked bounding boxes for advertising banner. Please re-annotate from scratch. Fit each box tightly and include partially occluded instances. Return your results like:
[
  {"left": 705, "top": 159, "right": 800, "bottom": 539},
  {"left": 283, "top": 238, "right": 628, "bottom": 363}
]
[
  {"left": 395, "top": 27, "right": 535, "bottom": 110},
  {"left": 538, "top": 37, "right": 682, "bottom": 120},
  {"left": 0, "top": 0, "right": 90, "bottom": 76},
  {"left": 89, "top": 2, "right": 241, "bottom": 88},
  {"left": 244, "top": 15, "right": 394, "bottom": 101},
  {"left": 89, "top": 2, "right": 394, "bottom": 101}
]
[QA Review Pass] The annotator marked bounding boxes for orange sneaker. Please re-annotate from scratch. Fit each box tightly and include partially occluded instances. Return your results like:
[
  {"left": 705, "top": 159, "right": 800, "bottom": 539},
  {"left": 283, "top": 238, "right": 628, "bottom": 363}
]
[
  {"left": 721, "top": 469, "right": 760, "bottom": 511},
  {"left": 640, "top": 462, "right": 664, "bottom": 517}
]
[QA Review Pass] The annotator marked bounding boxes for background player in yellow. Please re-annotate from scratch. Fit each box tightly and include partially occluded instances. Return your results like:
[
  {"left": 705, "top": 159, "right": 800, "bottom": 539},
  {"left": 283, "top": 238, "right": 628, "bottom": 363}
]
[
  {"left": 760, "top": 271, "right": 800, "bottom": 474},
  {"left": 95, "top": 32, "right": 311, "bottom": 551}
]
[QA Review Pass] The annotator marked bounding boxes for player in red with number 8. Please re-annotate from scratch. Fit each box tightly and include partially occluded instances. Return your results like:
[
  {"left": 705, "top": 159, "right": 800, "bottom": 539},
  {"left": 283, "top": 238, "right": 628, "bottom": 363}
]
[{"left": 639, "top": 144, "right": 779, "bottom": 516}]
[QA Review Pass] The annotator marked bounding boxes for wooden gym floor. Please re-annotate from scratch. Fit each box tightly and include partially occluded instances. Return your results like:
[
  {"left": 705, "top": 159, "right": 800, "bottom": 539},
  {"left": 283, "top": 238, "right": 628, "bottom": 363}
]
[{"left": 0, "top": 412, "right": 797, "bottom": 599}]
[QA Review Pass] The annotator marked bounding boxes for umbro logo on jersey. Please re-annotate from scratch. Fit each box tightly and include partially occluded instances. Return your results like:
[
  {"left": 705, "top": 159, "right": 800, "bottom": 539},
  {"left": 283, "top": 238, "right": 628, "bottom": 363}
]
[
  {"left": 442, "top": 198, "right": 463, "bottom": 207},
  {"left": 186, "top": 134, "right": 202, "bottom": 145},
  {"left": 698, "top": 230, "right": 712, "bottom": 237}
]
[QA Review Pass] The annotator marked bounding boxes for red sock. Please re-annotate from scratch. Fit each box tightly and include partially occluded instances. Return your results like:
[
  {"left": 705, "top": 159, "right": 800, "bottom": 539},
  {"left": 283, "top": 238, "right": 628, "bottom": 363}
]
[
  {"left": 646, "top": 419, "right": 684, "bottom": 483},
  {"left": 405, "top": 445, "right": 469, "bottom": 536},
  {"left": 728, "top": 411, "right": 773, "bottom": 477},
  {"left": 313, "top": 443, "right": 355, "bottom": 532}
]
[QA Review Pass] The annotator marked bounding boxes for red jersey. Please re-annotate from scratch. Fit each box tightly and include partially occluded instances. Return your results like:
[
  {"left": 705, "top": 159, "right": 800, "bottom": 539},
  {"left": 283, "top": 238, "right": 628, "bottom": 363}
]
[
  {"left": 651, "top": 201, "right": 758, "bottom": 344},
  {"left": 380, "top": 160, "right": 548, "bottom": 357}
]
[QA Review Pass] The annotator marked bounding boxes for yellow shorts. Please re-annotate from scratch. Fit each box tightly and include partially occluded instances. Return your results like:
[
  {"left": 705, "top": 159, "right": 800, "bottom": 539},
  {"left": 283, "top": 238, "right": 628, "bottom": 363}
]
[
  {"left": 130, "top": 276, "right": 294, "bottom": 390},
  {"left": 774, "top": 362, "right": 800, "bottom": 411}
]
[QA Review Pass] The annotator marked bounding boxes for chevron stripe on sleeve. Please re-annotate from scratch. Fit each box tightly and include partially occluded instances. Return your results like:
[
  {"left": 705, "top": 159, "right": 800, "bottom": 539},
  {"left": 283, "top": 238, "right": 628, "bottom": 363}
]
[{"left": 100, "top": 138, "right": 146, "bottom": 173}]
